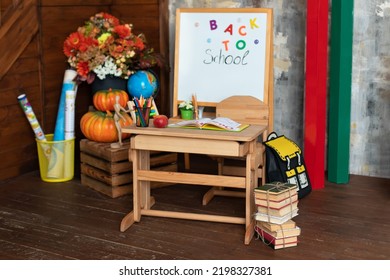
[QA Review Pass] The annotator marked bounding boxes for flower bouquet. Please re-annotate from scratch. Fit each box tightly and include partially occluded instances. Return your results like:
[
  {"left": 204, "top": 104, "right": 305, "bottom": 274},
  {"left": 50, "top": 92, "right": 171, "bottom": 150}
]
[
  {"left": 63, "top": 12, "right": 162, "bottom": 84},
  {"left": 178, "top": 101, "right": 194, "bottom": 110}
]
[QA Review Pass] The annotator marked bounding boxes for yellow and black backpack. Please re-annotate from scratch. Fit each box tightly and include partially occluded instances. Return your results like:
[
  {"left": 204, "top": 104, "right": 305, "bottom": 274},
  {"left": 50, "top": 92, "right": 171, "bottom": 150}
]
[{"left": 264, "top": 132, "right": 311, "bottom": 199}]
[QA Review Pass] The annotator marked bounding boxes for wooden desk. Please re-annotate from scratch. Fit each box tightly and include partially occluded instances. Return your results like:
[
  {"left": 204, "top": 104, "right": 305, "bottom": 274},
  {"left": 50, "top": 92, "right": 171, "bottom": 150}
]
[{"left": 120, "top": 122, "right": 267, "bottom": 245}]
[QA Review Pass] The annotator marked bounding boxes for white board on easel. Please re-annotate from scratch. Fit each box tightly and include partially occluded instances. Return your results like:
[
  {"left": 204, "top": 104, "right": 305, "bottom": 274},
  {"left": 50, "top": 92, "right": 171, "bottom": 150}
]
[{"left": 173, "top": 8, "right": 273, "bottom": 116}]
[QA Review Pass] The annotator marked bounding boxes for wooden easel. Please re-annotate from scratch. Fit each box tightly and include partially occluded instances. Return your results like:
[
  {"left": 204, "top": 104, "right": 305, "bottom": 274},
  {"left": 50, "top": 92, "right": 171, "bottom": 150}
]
[{"left": 174, "top": 8, "right": 274, "bottom": 172}]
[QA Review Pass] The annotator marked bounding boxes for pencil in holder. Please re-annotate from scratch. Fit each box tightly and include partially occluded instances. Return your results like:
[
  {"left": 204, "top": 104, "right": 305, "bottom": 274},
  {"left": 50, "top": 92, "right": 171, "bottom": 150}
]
[{"left": 134, "top": 106, "right": 151, "bottom": 127}]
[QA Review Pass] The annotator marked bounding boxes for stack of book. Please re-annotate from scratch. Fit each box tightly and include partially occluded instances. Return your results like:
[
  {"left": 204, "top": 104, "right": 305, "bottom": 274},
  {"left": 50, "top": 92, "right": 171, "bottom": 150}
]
[{"left": 253, "top": 182, "right": 301, "bottom": 249}]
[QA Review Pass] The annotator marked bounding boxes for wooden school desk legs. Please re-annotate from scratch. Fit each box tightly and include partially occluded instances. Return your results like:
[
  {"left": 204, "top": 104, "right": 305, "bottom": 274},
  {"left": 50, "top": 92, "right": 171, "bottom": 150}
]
[
  {"left": 120, "top": 138, "right": 259, "bottom": 245},
  {"left": 120, "top": 148, "right": 151, "bottom": 232},
  {"left": 120, "top": 212, "right": 135, "bottom": 232},
  {"left": 244, "top": 140, "right": 258, "bottom": 245}
]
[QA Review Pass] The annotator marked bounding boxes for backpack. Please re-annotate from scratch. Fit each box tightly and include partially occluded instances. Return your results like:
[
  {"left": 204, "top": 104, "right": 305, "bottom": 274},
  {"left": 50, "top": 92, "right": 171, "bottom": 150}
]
[{"left": 264, "top": 132, "right": 311, "bottom": 199}]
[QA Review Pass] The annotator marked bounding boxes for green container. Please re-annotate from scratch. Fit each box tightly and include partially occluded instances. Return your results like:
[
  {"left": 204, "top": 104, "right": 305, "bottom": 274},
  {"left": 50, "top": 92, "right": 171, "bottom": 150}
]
[{"left": 180, "top": 109, "right": 194, "bottom": 120}]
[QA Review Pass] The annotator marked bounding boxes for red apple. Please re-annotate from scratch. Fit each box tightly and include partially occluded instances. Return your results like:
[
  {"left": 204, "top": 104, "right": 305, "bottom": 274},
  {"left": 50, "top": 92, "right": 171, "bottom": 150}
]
[{"left": 153, "top": 114, "right": 169, "bottom": 128}]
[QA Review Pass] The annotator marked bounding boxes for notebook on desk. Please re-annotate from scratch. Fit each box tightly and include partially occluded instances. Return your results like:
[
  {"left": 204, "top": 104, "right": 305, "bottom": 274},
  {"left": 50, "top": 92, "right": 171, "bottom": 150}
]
[{"left": 167, "top": 117, "right": 249, "bottom": 132}]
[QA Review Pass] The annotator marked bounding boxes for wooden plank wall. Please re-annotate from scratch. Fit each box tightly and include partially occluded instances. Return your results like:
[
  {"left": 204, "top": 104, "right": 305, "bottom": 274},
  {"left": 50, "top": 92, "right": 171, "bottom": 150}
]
[
  {"left": 0, "top": 0, "right": 41, "bottom": 180},
  {"left": 0, "top": 0, "right": 169, "bottom": 181}
]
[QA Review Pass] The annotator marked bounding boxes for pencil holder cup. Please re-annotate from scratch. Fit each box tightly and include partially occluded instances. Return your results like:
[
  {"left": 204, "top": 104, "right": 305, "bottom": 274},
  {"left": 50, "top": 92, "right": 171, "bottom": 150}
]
[
  {"left": 36, "top": 134, "right": 75, "bottom": 182},
  {"left": 180, "top": 109, "right": 194, "bottom": 120},
  {"left": 134, "top": 107, "right": 151, "bottom": 127}
]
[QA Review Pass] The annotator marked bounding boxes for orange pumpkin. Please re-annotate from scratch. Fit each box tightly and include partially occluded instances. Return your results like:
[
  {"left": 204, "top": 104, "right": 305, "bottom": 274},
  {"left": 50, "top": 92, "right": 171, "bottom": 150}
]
[
  {"left": 92, "top": 88, "right": 129, "bottom": 112},
  {"left": 80, "top": 110, "right": 133, "bottom": 142}
]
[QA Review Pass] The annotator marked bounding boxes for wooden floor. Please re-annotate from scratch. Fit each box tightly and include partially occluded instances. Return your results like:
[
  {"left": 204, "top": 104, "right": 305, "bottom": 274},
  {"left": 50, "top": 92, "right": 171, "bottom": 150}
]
[{"left": 0, "top": 155, "right": 389, "bottom": 260}]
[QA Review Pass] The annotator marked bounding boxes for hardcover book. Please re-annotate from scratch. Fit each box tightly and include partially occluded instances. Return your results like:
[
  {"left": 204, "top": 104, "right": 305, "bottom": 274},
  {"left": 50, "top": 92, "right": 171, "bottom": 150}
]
[
  {"left": 255, "top": 225, "right": 298, "bottom": 250},
  {"left": 255, "top": 193, "right": 298, "bottom": 209},
  {"left": 256, "top": 219, "right": 296, "bottom": 232},
  {"left": 268, "top": 241, "right": 298, "bottom": 250},
  {"left": 256, "top": 201, "right": 299, "bottom": 217},
  {"left": 254, "top": 208, "right": 299, "bottom": 224},
  {"left": 254, "top": 182, "right": 298, "bottom": 201},
  {"left": 255, "top": 223, "right": 301, "bottom": 239}
]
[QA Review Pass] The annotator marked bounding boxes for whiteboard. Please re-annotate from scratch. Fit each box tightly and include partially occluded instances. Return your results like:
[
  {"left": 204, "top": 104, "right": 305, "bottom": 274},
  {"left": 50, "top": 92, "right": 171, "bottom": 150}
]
[{"left": 173, "top": 8, "right": 273, "bottom": 114}]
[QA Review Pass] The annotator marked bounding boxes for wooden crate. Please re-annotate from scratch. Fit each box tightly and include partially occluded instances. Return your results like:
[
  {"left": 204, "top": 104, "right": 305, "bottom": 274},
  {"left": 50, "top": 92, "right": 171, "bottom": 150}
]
[{"left": 80, "top": 139, "right": 178, "bottom": 198}]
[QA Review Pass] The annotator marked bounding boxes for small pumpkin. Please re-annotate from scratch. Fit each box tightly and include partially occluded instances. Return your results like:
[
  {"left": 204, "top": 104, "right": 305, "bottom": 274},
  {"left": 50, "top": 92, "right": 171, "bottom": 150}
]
[
  {"left": 80, "top": 110, "right": 133, "bottom": 142},
  {"left": 93, "top": 88, "right": 129, "bottom": 112}
]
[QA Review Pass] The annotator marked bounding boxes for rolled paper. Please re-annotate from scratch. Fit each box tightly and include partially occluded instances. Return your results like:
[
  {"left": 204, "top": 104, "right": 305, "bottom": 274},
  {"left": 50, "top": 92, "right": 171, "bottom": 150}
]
[
  {"left": 46, "top": 142, "right": 64, "bottom": 179},
  {"left": 63, "top": 138, "right": 74, "bottom": 180},
  {"left": 17, "top": 93, "right": 46, "bottom": 141},
  {"left": 53, "top": 69, "right": 77, "bottom": 141},
  {"left": 49, "top": 70, "right": 77, "bottom": 179},
  {"left": 18, "top": 93, "right": 51, "bottom": 159},
  {"left": 63, "top": 90, "right": 76, "bottom": 179},
  {"left": 64, "top": 90, "right": 76, "bottom": 140}
]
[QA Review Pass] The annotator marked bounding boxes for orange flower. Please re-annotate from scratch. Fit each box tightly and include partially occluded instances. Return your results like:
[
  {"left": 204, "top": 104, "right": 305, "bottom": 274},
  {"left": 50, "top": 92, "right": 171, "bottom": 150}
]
[
  {"left": 101, "top": 12, "right": 120, "bottom": 26},
  {"left": 77, "top": 36, "right": 97, "bottom": 53},
  {"left": 114, "top": 24, "right": 132, "bottom": 39},
  {"left": 63, "top": 32, "right": 82, "bottom": 56},
  {"left": 67, "top": 32, "right": 81, "bottom": 47},
  {"left": 112, "top": 44, "right": 124, "bottom": 55},
  {"left": 76, "top": 61, "right": 90, "bottom": 79},
  {"left": 133, "top": 36, "right": 145, "bottom": 51}
]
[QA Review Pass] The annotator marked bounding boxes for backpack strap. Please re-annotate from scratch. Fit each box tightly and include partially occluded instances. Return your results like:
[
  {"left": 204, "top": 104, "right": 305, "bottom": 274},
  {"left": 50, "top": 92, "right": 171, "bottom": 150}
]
[{"left": 267, "top": 131, "right": 278, "bottom": 141}]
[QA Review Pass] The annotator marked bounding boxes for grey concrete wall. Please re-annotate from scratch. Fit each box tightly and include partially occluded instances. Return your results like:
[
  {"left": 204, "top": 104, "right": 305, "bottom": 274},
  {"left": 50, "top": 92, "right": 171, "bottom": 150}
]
[
  {"left": 252, "top": 0, "right": 306, "bottom": 147},
  {"left": 350, "top": 0, "right": 390, "bottom": 178},
  {"left": 168, "top": 0, "right": 390, "bottom": 179}
]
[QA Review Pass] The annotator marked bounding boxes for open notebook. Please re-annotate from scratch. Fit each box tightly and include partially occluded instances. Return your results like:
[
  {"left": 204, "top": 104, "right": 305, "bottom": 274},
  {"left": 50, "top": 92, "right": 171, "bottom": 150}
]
[{"left": 168, "top": 117, "right": 249, "bottom": 132}]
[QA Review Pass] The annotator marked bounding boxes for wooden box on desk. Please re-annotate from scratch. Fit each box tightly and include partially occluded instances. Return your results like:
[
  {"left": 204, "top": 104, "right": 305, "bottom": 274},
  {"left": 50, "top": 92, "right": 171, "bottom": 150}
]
[{"left": 80, "top": 139, "right": 178, "bottom": 198}]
